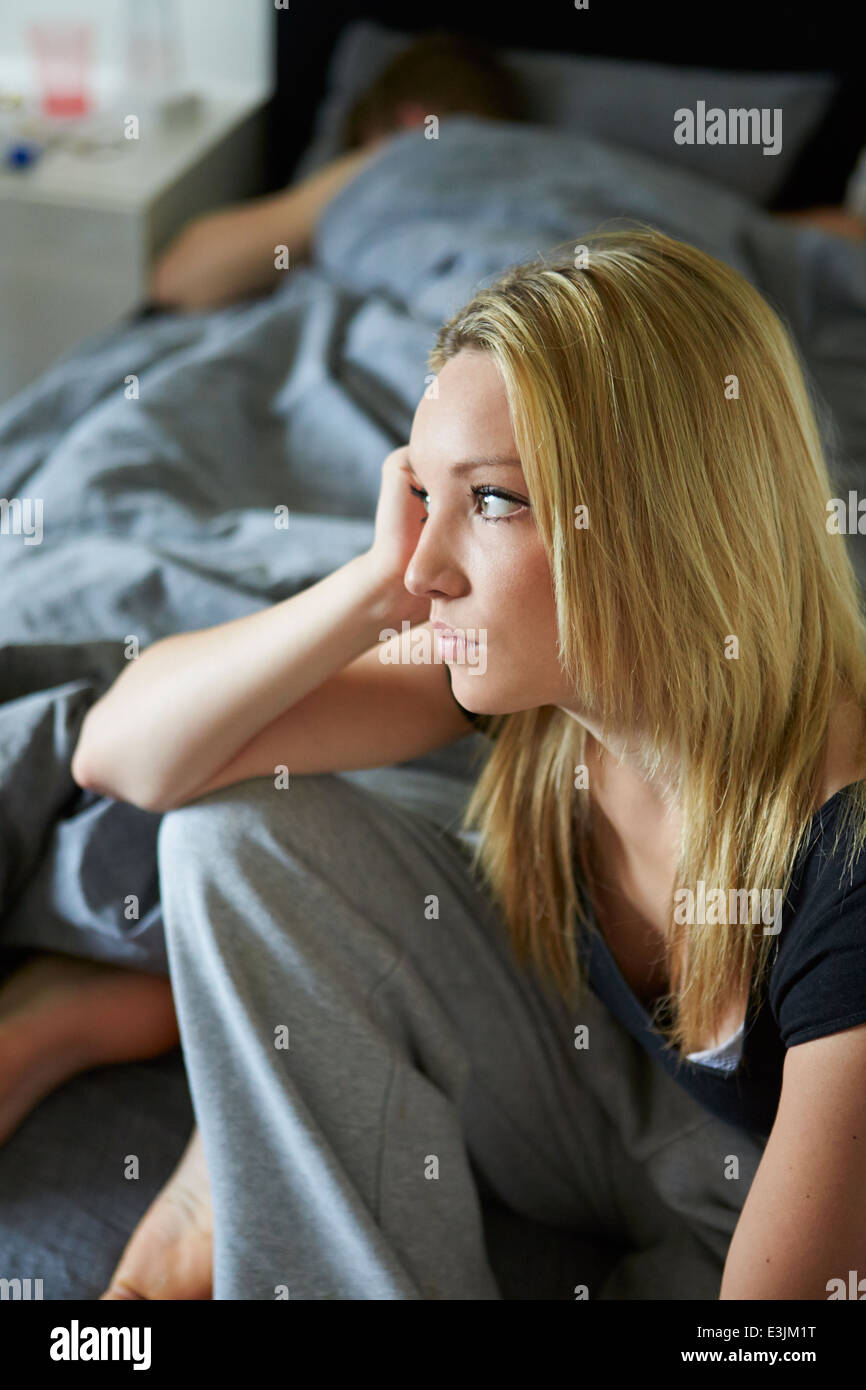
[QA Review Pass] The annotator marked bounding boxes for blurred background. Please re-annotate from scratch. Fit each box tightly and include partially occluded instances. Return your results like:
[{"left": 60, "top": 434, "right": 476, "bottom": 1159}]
[
  {"left": 0, "top": 0, "right": 862, "bottom": 406},
  {"left": 0, "top": 0, "right": 272, "bottom": 404}
]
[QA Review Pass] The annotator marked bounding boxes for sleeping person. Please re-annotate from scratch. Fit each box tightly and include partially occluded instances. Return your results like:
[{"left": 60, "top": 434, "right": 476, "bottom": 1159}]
[
  {"left": 146, "top": 29, "right": 865, "bottom": 317},
  {"left": 147, "top": 31, "right": 527, "bottom": 313}
]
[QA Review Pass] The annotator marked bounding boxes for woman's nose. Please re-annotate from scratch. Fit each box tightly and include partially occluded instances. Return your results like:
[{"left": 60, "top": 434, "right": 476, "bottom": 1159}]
[{"left": 404, "top": 517, "right": 459, "bottom": 598}]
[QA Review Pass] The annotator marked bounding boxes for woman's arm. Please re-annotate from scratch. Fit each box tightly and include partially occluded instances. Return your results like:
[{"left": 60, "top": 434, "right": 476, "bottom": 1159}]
[
  {"left": 155, "top": 618, "right": 479, "bottom": 812},
  {"left": 719, "top": 1023, "right": 866, "bottom": 1299},
  {"left": 148, "top": 144, "right": 381, "bottom": 311},
  {"left": 70, "top": 447, "right": 474, "bottom": 811},
  {"left": 71, "top": 551, "right": 410, "bottom": 811}
]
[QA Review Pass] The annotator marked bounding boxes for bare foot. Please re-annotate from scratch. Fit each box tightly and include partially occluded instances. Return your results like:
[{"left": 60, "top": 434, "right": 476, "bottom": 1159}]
[
  {"left": 0, "top": 950, "right": 179, "bottom": 1146},
  {"left": 100, "top": 1125, "right": 213, "bottom": 1300}
]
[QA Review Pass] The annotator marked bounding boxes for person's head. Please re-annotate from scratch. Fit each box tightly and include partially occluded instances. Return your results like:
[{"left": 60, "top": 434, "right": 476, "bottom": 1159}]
[
  {"left": 410, "top": 224, "right": 866, "bottom": 1055},
  {"left": 340, "top": 30, "right": 527, "bottom": 152}
]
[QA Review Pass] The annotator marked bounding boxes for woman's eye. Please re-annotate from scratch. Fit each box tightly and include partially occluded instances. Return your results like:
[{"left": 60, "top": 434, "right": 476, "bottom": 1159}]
[
  {"left": 408, "top": 483, "right": 429, "bottom": 513},
  {"left": 472, "top": 486, "right": 526, "bottom": 523},
  {"left": 408, "top": 480, "right": 527, "bottom": 525}
]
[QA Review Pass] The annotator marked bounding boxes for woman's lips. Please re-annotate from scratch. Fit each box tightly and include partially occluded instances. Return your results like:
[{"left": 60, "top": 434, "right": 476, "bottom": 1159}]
[{"left": 434, "top": 628, "right": 478, "bottom": 660}]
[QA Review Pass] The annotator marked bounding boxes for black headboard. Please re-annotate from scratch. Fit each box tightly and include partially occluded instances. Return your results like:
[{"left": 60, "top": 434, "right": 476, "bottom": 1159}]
[{"left": 268, "top": 1, "right": 861, "bottom": 211}]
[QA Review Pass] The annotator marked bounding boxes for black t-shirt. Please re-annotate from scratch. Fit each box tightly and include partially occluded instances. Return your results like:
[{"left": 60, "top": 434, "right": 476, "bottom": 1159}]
[{"left": 450, "top": 690, "right": 866, "bottom": 1141}]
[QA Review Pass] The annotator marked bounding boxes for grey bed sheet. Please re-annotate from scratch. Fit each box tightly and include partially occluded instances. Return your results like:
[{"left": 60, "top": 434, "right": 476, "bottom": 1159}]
[{"left": 1, "top": 115, "right": 864, "bottom": 1300}]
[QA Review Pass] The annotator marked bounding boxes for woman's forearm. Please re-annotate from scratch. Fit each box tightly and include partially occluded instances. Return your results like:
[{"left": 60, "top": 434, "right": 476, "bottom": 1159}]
[{"left": 71, "top": 552, "right": 398, "bottom": 810}]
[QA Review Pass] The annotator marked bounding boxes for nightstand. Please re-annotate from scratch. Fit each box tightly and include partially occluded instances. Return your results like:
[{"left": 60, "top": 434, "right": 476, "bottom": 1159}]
[{"left": 0, "top": 91, "right": 269, "bottom": 407}]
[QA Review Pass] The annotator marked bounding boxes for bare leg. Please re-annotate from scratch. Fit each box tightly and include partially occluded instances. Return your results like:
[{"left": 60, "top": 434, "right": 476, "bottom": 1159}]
[
  {"left": 0, "top": 950, "right": 179, "bottom": 1146},
  {"left": 0, "top": 949, "right": 213, "bottom": 1299}
]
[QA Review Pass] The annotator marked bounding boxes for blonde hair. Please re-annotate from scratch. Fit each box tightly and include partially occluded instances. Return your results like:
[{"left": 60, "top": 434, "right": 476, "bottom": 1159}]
[{"left": 428, "top": 224, "right": 866, "bottom": 1060}]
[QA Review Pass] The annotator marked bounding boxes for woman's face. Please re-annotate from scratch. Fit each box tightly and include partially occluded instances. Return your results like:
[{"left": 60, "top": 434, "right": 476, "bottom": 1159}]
[{"left": 403, "top": 348, "right": 576, "bottom": 718}]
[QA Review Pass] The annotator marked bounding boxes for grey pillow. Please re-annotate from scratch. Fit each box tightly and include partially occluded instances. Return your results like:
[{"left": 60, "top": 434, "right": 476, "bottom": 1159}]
[{"left": 293, "top": 19, "right": 838, "bottom": 207}]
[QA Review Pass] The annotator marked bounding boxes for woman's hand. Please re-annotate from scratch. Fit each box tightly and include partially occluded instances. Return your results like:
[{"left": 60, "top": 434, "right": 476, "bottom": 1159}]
[{"left": 364, "top": 445, "right": 432, "bottom": 629}]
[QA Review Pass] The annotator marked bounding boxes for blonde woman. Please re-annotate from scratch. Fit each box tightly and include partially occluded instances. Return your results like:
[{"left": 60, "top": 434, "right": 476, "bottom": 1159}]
[{"left": 9, "top": 227, "right": 866, "bottom": 1300}]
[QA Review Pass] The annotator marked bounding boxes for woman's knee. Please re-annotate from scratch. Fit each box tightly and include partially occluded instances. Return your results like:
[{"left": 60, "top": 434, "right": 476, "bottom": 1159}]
[
  {"left": 155, "top": 772, "right": 419, "bottom": 982},
  {"left": 156, "top": 772, "right": 350, "bottom": 875}
]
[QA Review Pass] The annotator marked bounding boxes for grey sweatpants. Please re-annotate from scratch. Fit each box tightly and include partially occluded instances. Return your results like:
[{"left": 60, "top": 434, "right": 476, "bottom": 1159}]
[{"left": 156, "top": 760, "right": 766, "bottom": 1300}]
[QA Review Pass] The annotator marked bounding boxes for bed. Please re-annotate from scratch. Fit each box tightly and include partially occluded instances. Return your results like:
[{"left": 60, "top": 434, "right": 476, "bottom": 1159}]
[{"left": 1, "top": 7, "right": 864, "bottom": 1301}]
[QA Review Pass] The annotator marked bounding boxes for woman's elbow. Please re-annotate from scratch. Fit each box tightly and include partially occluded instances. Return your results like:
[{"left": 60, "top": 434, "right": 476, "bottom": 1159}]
[
  {"left": 70, "top": 714, "right": 154, "bottom": 810},
  {"left": 70, "top": 747, "right": 163, "bottom": 812}
]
